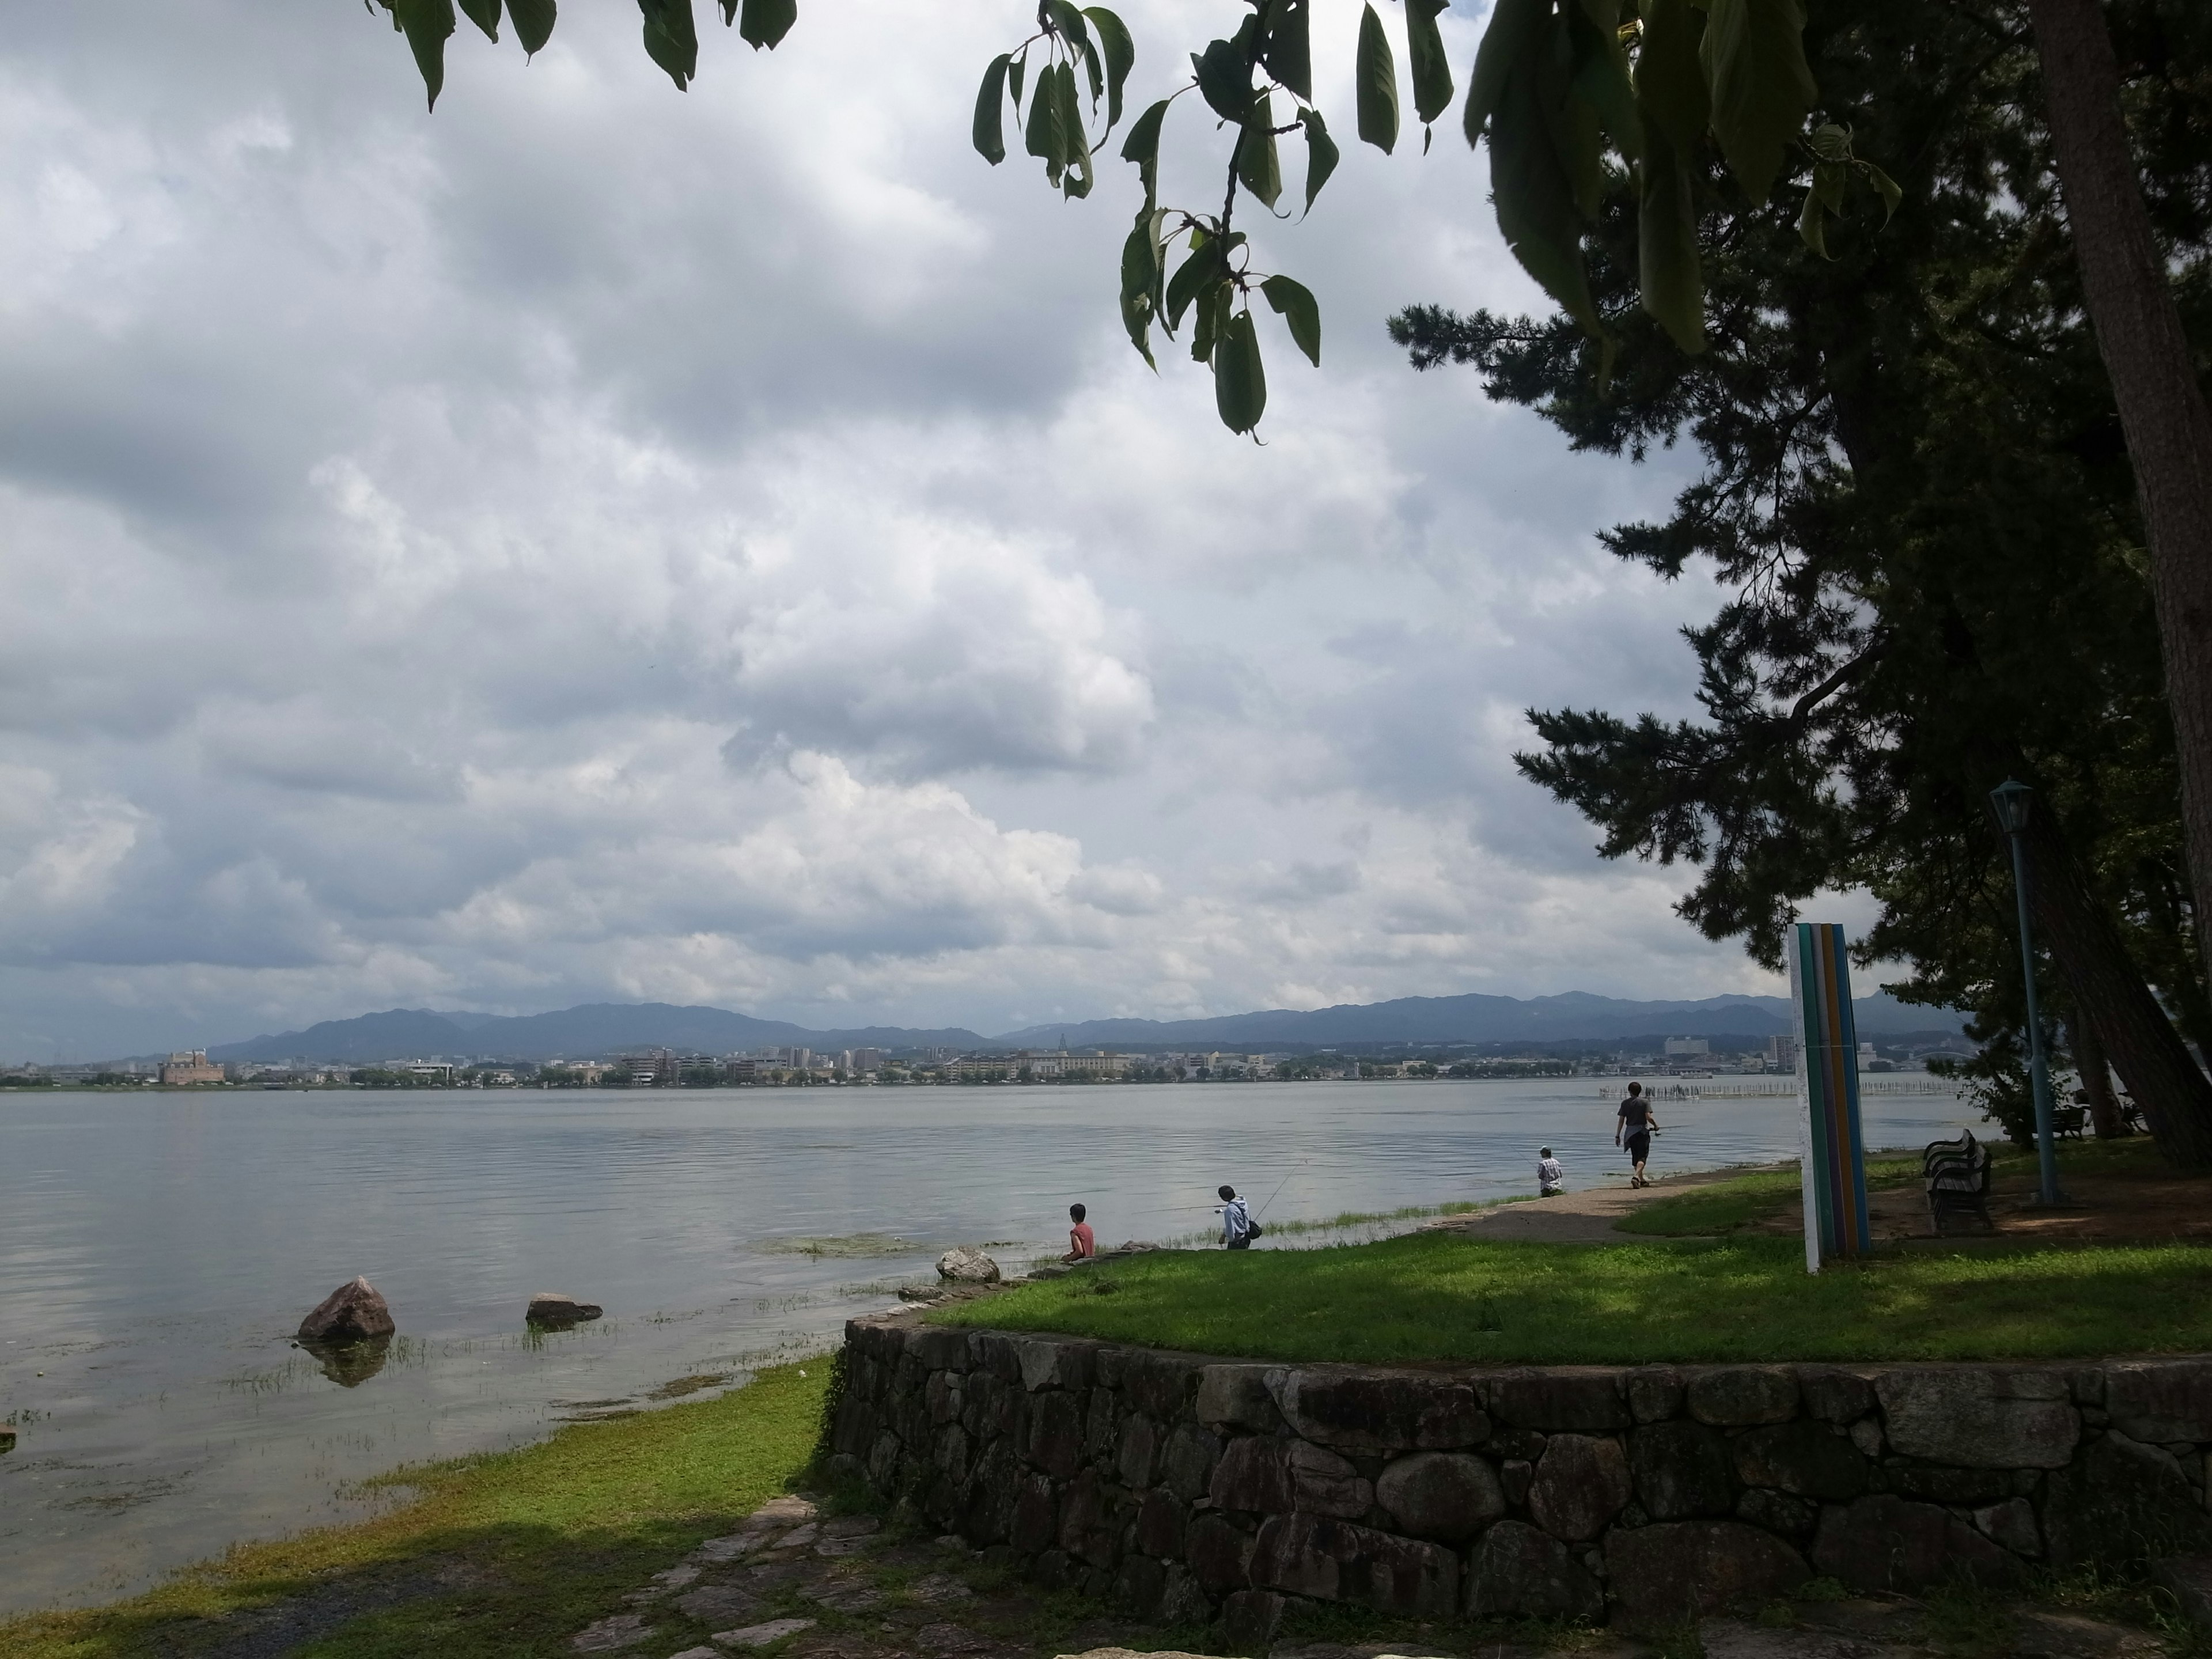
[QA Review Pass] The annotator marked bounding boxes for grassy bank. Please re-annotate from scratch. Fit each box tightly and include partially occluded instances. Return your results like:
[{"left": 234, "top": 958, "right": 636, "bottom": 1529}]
[
  {"left": 1, "top": 1361, "right": 827, "bottom": 1659},
  {"left": 927, "top": 1231, "right": 2212, "bottom": 1364}
]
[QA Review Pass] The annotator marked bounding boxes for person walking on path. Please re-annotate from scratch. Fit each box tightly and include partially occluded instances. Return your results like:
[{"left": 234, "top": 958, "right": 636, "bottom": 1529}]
[
  {"left": 1616, "top": 1082, "right": 1661, "bottom": 1187},
  {"left": 1062, "top": 1203, "right": 1096, "bottom": 1264},
  {"left": 1537, "top": 1147, "right": 1566, "bottom": 1197},
  {"left": 1216, "top": 1185, "right": 1257, "bottom": 1249}
]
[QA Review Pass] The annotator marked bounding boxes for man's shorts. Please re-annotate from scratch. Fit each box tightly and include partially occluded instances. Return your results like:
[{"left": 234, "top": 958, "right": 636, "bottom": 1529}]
[{"left": 1626, "top": 1130, "right": 1652, "bottom": 1163}]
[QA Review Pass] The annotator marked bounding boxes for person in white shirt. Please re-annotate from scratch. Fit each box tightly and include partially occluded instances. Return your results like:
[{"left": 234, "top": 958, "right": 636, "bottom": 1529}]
[
  {"left": 1216, "top": 1185, "right": 1256, "bottom": 1248},
  {"left": 1537, "top": 1147, "right": 1565, "bottom": 1197}
]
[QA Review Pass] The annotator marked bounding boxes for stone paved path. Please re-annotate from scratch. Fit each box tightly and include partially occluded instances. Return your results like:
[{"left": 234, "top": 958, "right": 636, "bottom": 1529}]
[
  {"left": 563, "top": 1491, "right": 2176, "bottom": 1659},
  {"left": 1425, "top": 1167, "right": 1750, "bottom": 1244}
]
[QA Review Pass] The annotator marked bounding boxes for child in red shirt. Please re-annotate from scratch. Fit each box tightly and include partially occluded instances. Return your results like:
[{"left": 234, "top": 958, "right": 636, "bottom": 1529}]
[{"left": 1063, "top": 1203, "right": 1096, "bottom": 1263}]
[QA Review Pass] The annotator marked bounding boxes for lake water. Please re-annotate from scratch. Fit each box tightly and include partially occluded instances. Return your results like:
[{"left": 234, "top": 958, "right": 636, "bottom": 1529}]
[{"left": 0, "top": 1078, "right": 1975, "bottom": 1614}]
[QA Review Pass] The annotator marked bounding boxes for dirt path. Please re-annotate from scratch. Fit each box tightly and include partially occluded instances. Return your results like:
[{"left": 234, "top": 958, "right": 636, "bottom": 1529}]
[{"left": 1423, "top": 1165, "right": 1763, "bottom": 1244}]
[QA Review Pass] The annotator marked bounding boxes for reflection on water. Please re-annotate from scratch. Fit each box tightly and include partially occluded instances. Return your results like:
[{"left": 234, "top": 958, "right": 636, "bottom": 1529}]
[
  {"left": 0, "top": 1078, "right": 1971, "bottom": 1614},
  {"left": 302, "top": 1335, "right": 393, "bottom": 1388}
]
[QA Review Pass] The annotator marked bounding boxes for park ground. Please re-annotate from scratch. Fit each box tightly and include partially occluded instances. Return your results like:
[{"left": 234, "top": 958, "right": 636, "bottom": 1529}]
[{"left": 4, "top": 1135, "right": 2209, "bottom": 1658}]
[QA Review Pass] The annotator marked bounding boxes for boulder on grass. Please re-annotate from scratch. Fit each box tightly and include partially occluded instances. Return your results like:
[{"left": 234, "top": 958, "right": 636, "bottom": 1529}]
[
  {"left": 526, "top": 1292, "right": 604, "bottom": 1327},
  {"left": 937, "top": 1247, "right": 1001, "bottom": 1283},
  {"left": 297, "top": 1276, "right": 395, "bottom": 1343}
]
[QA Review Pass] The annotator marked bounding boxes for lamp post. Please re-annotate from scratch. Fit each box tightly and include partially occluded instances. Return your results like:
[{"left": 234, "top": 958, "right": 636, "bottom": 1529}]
[{"left": 1990, "top": 779, "right": 2065, "bottom": 1206}]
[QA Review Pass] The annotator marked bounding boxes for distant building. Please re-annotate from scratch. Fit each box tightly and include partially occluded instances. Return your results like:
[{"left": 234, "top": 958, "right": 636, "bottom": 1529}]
[
  {"left": 1663, "top": 1036, "right": 1710, "bottom": 1058},
  {"left": 850, "top": 1048, "right": 885, "bottom": 1072},
  {"left": 160, "top": 1050, "right": 225, "bottom": 1086},
  {"left": 1766, "top": 1034, "right": 1798, "bottom": 1074},
  {"left": 624, "top": 1050, "right": 675, "bottom": 1087}
]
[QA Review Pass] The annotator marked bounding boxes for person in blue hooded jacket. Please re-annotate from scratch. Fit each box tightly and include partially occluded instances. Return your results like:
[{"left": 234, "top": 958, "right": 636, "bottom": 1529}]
[{"left": 1216, "top": 1185, "right": 1256, "bottom": 1249}]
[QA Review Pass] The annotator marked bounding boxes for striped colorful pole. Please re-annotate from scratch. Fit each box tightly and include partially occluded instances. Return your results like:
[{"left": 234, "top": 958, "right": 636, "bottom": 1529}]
[{"left": 1790, "top": 922, "right": 1872, "bottom": 1271}]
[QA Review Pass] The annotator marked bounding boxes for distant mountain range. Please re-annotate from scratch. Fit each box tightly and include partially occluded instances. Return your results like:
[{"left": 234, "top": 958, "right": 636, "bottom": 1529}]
[{"left": 207, "top": 989, "right": 1964, "bottom": 1063}]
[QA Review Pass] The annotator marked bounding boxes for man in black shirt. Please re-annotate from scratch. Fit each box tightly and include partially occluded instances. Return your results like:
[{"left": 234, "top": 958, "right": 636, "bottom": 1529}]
[{"left": 1615, "top": 1082, "right": 1660, "bottom": 1188}]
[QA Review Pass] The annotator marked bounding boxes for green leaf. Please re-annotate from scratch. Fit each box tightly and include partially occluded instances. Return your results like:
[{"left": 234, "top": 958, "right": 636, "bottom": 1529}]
[
  {"left": 1238, "top": 91, "right": 1283, "bottom": 210},
  {"left": 1464, "top": 0, "right": 1543, "bottom": 143},
  {"left": 1045, "top": 0, "right": 1092, "bottom": 62},
  {"left": 1355, "top": 3, "right": 1399, "bottom": 154},
  {"left": 1863, "top": 159, "right": 1902, "bottom": 223},
  {"left": 1056, "top": 60, "right": 1095, "bottom": 197},
  {"left": 458, "top": 0, "right": 500, "bottom": 43},
  {"left": 1297, "top": 107, "right": 1339, "bottom": 216},
  {"left": 1260, "top": 273, "right": 1320, "bottom": 366},
  {"left": 1806, "top": 120, "right": 1851, "bottom": 162},
  {"left": 1193, "top": 278, "right": 1232, "bottom": 363},
  {"left": 1262, "top": 0, "right": 1312, "bottom": 103},
  {"left": 1569, "top": 6, "right": 1642, "bottom": 160},
  {"left": 1122, "top": 97, "right": 1169, "bottom": 202},
  {"left": 1633, "top": 0, "right": 1707, "bottom": 154},
  {"left": 392, "top": 0, "right": 457, "bottom": 109},
  {"left": 1699, "top": 0, "right": 1817, "bottom": 206},
  {"left": 974, "top": 54, "right": 1010, "bottom": 165},
  {"left": 1164, "top": 232, "right": 1225, "bottom": 333},
  {"left": 1487, "top": 40, "right": 1607, "bottom": 346},
  {"left": 1121, "top": 289, "right": 1158, "bottom": 369},
  {"left": 1638, "top": 135, "right": 1706, "bottom": 350},
  {"left": 507, "top": 0, "right": 555, "bottom": 54},
  {"left": 1025, "top": 56, "right": 1065, "bottom": 176},
  {"left": 1194, "top": 37, "right": 1254, "bottom": 124},
  {"left": 1405, "top": 0, "right": 1453, "bottom": 128},
  {"left": 637, "top": 0, "right": 698, "bottom": 90},
  {"left": 1009, "top": 52, "right": 1027, "bottom": 112},
  {"left": 1079, "top": 37, "right": 1106, "bottom": 109},
  {"left": 1083, "top": 9, "right": 1135, "bottom": 128},
  {"left": 1811, "top": 156, "right": 1845, "bottom": 211},
  {"left": 736, "top": 0, "right": 796, "bottom": 49},
  {"left": 1121, "top": 210, "right": 1159, "bottom": 308},
  {"left": 1214, "top": 308, "right": 1268, "bottom": 435},
  {"left": 1797, "top": 181, "right": 1829, "bottom": 257}
]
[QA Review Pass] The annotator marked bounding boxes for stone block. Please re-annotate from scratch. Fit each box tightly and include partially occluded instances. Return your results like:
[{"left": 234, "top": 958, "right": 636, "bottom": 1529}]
[
  {"left": 1210, "top": 1435, "right": 1293, "bottom": 1513},
  {"left": 1606, "top": 1520, "right": 1809, "bottom": 1630},
  {"left": 1058, "top": 1469, "right": 1126, "bottom": 1570},
  {"left": 1465, "top": 1518, "right": 1604, "bottom": 1623},
  {"left": 1222, "top": 1589, "right": 1286, "bottom": 1647},
  {"left": 1528, "top": 1433, "right": 1634, "bottom": 1542},
  {"left": 1488, "top": 1426, "right": 1547, "bottom": 1462},
  {"left": 912, "top": 1328, "right": 972, "bottom": 1372},
  {"left": 1134, "top": 1486, "right": 1186, "bottom": 1558},
  {"left": 933, "top": 1423, "right": 972, "bottom": 1485},
  {"left": 1031, "top": 1547, "right": 1075, "bottom": 1589},
  {"left": 1110, "top": 1553, "right": 1166, "bottom": 1618},
  {"left": 1876, "top": 1369, "right": 2080, "bottom": 1469},
  {"left": 1009, "top": 1471, "right": 1059, "bottom": 1554},
  {"left": 1489, "top": 1369, "right": 1629, "bottom": 1433},
  {"left": 2152, "top": 1555, "right": 2212, "bottom": 1633},
  {"left": 1625, "top": 1366, "right": 1685, "bottom": 1425},
  {"left": 1849, "top": 1418, "right": 1884, "bottom": 1459},
  {"left": 1118, "top": 1414, "right": 1161, "bottom": 1490},
  {"left": 1972, "top": 1495, "right": 2041, "bottom": 1557},
  {"left": 1086, "top": 1388, "right": 1120, "bottom": 1464},
  {"left": 1630, "top": 1421, "right": 1737, "bottom": 1520},
  {"left": 1375, "top": 1450, "right": 1507, "bottom": 1544},
  {"left": 926, "top": 1370, "right": 963, "bottom": 1426},
  {"left": 962, "top": 1440, "right": 1017, "bottom": 1543},
  {"left": 1733, "top": 1421, "right": 1870, "bottom": 1501},
  {"left": 1687, "top": 1367, "right": 1799, "bottom": 1426},
  {"left": 1291, "top": 1440, "right": 1374, "bottom": 1518},
  {"left": 1810, "top": 1494, "right": 2024, "bottom": 1592},
  {"left": 2043, "top": 1431, "right": 2212, "bottom": 1569},
  {"left": 1796, "top": 1368, "right": 1877, "bottom": 1425},
  {"left": 2106, "top": 1361, "right": 2212, "bottom": 1445},
  {"left": 1271, "top": 1368, "right": 1489, "bottom": 1451},
  {"left": 1878, "top": 1460, "right": 2016, "bottom": 1505},
  {"left": 1184, "top": 1512, "right": 1255, "bottom": 1595},
  {"left": 1735, "top": 1487, "right": 1817, "bottom": 1541},
  {"left": 1025, "top": 1391, "right": 1086, "bottom": 1480},
  {"left": 1159, "top": 1422, "right": 1221, "bottom": 1502},
  {"left": 833, "top": 1393, "right": 876, "bottom": 1458},
  {"left": 1016, "top": 1336, "right": 1094, "bottom": 1393},
  {"left": 1250, "top": 1512, "right": 1459, "bottom": 1616},
  {"left": 1500, "top": 1458, "right": 1533, "bottom": 1508},
  {"left": 869, "top": 1431, "right": 902, "bottom": 1492},
  {"left": 974, "top": 1331, "right": 1021, "bottom": 1382},
  {"left": 1160, "top": 1563, "right": 1213, "bottom": 1624},
  {"left": 1122, "top": 1350, "right": 1196, "bottom": 1421},
  {"left": 1196, "top": 1365, "right": 1283, "bottom": 1430}
]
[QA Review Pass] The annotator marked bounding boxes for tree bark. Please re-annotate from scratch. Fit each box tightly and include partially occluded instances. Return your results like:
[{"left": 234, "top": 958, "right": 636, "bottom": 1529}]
[
  {"left": 2025, "top": 0, "right": 2212, "bottom": 1026},
  {"left": 2066, "top": 1003, "right": 2128, "bottom": 1138},
  {"left": 2024, "top": 807, "right": 2212, "bottom": 1165}
]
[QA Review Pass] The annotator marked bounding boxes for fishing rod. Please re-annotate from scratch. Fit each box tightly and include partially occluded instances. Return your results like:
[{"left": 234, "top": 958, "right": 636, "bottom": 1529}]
[{"left": 1254, "top": 1158, "right": 1308, "bottom": 1219}]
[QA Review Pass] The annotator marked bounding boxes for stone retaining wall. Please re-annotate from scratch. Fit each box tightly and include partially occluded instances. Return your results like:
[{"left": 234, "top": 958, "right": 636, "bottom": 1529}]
[{"left": 825, "top": 1316, "right": 2212, "bottom": 1634}]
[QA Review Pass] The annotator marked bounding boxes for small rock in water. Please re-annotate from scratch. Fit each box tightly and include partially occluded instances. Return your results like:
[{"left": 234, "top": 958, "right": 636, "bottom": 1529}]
[
  {"left": 297, "top": 1276, "right": 396, "bottom": 1343},
  {"left": 935, "top": 1247, "right": 1001, "bottom": 1284},
  {"left": 713, "top": 1617, "right": 816, "bottom": 1649},
  {"left": 527, "top": 1291, "right": 604, "bottom": 1327}
]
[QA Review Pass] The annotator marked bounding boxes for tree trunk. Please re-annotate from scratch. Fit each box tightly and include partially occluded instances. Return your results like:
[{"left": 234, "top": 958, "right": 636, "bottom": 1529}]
[
  {"left": 2024, "top": 807, "right": 2212, "bottom": 1165},
  {"left": 2067, "top": 1003, "right": 2128, "bottom": 1138},
  {"left": 2024, "top": 0, "right": 2212, "bottom": 1033}
]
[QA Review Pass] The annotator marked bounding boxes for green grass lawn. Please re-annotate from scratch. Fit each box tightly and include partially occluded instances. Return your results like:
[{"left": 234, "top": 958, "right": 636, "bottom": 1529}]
[
  {"left": 928, "top": 1231, "right": 2212, "bottom": 1365},
  {"left": 1, "top": 1362, "right": 827, "bottom": 1659}
]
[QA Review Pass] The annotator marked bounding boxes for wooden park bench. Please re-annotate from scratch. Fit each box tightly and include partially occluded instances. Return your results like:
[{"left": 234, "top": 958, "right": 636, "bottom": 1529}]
[
  {"left": 2052, "top": 1104, "right": 2088, "bottom": 1139},
  {"left": 1925, "top": 1130, "right": 1994, "bottom": 1233}
]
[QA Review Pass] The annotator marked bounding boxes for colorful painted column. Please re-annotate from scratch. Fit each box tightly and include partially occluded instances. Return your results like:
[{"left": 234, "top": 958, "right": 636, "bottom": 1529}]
[{"left": 1789, "top": 922, "right": 1872, "bottom": 1272}]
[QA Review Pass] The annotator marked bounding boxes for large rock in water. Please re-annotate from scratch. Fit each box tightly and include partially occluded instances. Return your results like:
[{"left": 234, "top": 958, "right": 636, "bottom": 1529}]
[
  {"left": 937, "top": 1247, "right": 1001, "bottom": 1283},
  {"left": 297, "top": 1277, "right": 395, "bottom": 1342},
  {"left": 526, "top": 1292, "right": 604, "bottom": 1327}
]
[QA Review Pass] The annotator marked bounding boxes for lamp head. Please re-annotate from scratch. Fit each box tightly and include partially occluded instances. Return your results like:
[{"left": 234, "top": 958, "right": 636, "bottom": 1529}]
[{"left": 1990, "top": 778, "right": 2033, "bottom": 835}]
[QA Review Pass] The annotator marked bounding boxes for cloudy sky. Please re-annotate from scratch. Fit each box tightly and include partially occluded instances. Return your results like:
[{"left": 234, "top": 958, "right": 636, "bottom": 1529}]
[{"left": 0, "top": 0, "right": 1808, "bottom": 1059}]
